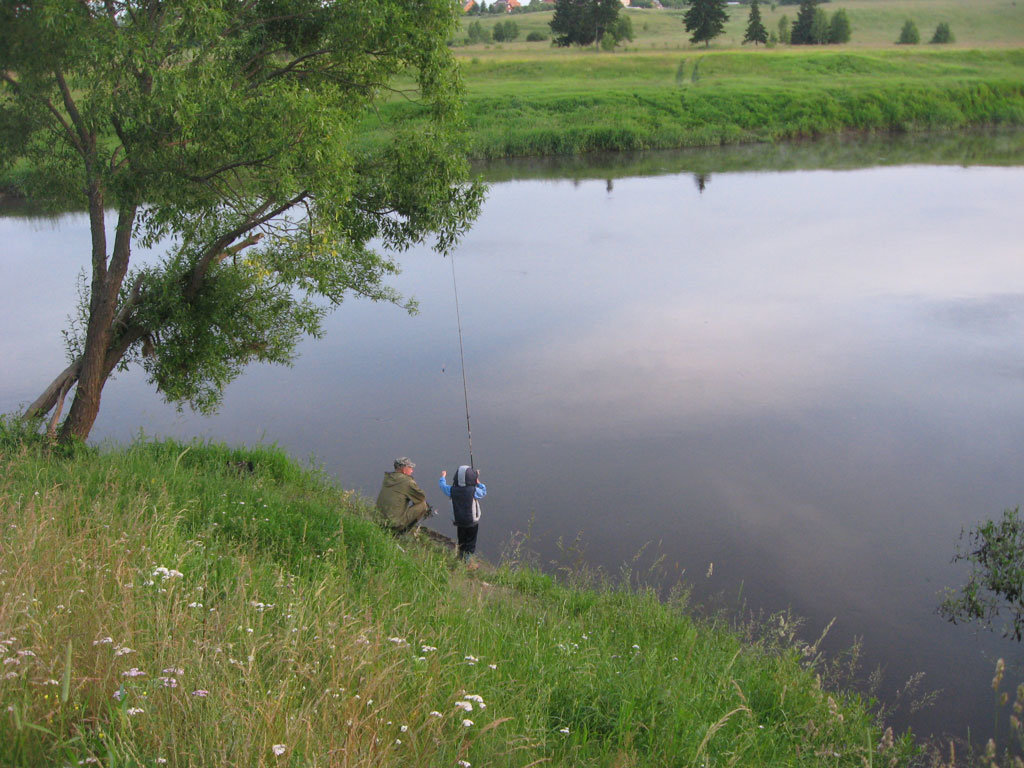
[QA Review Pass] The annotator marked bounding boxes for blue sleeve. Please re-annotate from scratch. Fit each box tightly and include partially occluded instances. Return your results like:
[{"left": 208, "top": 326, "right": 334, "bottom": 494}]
[
  {"left": 438, "top": 475, "right": 452, "bottom": 498},
  {"left": 474, "top": 481, "right": 487, "bottom": 499}
]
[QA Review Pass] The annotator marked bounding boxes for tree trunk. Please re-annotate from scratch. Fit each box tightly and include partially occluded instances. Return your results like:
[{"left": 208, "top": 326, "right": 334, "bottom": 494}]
[{"left": 57, "top": 203, "right": 137, "bottom": 443}]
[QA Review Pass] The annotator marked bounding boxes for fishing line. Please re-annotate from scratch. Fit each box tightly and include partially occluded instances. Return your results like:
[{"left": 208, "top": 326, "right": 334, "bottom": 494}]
[{"left": 449, "top": 253, "right": 475, "bottom": 469}]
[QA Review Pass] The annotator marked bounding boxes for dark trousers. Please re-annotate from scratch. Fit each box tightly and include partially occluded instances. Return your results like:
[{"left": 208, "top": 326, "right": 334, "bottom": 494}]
[{"left": 456, "top": 524, "right": 478, "bottom": 559}]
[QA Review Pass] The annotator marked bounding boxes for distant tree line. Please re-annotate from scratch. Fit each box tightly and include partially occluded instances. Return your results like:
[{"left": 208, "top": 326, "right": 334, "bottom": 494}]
[
  {"left": 788, "top": 0, "right": 849, "bottom": 44},
  {"left": 897, "top": 19, "right": 956, "bottom": 44},
  {"left": 682, "top": 0, "right": 849, "bottom": 47},
  {"left": 464, "top": 18, "right": 528, "bottom": 43}
]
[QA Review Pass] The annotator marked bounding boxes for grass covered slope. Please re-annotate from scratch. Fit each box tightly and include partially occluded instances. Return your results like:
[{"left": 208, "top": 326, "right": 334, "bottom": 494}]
[
  {"left": 0, "top": 436, "right": 916, "bottom": 767},
  {"left": 359, "top": 49, "right": 1024, "bottom": 158}
]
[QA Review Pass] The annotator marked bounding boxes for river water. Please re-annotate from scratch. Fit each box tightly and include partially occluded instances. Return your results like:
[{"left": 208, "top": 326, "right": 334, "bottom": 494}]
[{"left": 3, "top": 133, "right": 1024, "bottom": 743}]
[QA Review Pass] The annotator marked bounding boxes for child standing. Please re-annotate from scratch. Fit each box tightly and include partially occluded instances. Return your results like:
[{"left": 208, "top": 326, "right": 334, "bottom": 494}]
[{"left": 439, "top": 465, "right": 487, "bottom": 568}]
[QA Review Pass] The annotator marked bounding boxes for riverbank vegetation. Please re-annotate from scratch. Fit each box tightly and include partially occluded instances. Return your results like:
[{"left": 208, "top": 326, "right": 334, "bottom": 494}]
[
  {"left": 0, "top": 431, "right": 918, "bottom": 767},
  {"left": 362, "top": 48, "right": 1024, "bottom": 159}
]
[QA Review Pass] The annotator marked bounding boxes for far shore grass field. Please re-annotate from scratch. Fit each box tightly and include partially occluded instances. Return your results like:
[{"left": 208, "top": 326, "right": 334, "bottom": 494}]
[
  {"left": 367, "top": 0, "right": 1024, "bottom": 159},
  {"left": 360, "top": 46, "right": 1024, "bottom": 158},
  {"left": 453, "top": 0, "right": 1024, "bottom": 53}
]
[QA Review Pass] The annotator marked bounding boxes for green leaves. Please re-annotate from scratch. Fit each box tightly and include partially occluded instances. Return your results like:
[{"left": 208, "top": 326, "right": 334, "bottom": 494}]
[
  {"left": 939, "top": 507, "right": 1024, "bottom": 641},
  {"left": 4, "top": 0, "right": 483, "bottom": 435}
]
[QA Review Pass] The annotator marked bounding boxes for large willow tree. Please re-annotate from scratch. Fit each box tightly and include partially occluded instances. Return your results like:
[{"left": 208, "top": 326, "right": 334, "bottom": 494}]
[{"left": 1, "top": 0, "right": 483, "bottom": 442}]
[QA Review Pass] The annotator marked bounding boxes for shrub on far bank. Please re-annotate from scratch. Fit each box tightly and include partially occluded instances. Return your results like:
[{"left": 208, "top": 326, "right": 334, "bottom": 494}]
[
  {"left": 931, "top": 22, "right": 955, "bottom": 44},
  {"left": 526, "top": 30, "right": 548, "bottom": 42},
  {"left": 829, "top": 8, "right": 851, "bottom": 44},
  {"left": 897, "top": 19, "right": 920, "bottom": 45}
]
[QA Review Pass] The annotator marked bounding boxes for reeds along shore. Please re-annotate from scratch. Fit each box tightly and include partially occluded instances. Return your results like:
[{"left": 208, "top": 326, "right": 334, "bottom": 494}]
[{"left": 0, "top": 431, "right": 918, "bottom": 767}]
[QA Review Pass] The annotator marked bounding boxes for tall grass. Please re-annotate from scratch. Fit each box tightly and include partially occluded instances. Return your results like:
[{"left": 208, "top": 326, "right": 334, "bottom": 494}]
[{"left": 0, "top": 435, "right": 918, "bottom": 766}]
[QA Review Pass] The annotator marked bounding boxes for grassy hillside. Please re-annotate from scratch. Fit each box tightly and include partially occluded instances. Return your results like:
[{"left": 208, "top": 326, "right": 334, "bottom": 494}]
[
  {"left": 454, "top": 0, "right": 1024, "bottom": 52},
  {"left": 0, "top": 429, "right": 917, "bottom": 767},
  {"left": 359, "top": 48, "right": 1024, "bottom": 158}
]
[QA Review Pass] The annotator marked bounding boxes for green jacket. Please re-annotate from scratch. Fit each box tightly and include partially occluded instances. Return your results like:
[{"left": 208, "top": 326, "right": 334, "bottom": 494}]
[{"left": 375, "top": 471, "right": 429, "bottom": 529}]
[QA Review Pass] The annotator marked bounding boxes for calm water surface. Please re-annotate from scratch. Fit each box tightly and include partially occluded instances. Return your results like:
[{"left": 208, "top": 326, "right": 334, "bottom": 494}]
[{"left": 3, "top": 139, "right": 1024, "bottom": 742}]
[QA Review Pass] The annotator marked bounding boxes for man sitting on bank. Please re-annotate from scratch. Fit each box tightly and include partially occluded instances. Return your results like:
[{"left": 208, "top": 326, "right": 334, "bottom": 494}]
[{"left": 376, "top": 457, "right": 434, "bottom": 535}]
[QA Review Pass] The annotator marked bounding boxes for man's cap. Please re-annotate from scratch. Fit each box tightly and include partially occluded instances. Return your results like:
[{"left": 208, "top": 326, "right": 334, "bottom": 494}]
[{"left": 394, "top": 457, "right": 415, "bottom": 470}]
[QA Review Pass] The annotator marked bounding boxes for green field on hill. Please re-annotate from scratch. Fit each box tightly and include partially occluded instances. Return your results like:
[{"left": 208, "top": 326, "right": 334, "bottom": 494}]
[
  {"left": 454, "top": 0, "right": 1024, "bottom": 52},
  {"left": 359, "top": 47, "right": 1024, "bottom": 158}
]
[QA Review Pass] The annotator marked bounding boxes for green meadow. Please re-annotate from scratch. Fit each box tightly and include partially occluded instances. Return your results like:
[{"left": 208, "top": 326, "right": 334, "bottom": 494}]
[
  {"left": 359, "top": 47, "right": 1024, "bottom": 158},
  {"left": 0, "top": 431, "right": 918, "bottom": 767},
  {"left": 361, "top": 0, "right": 1022, "bottom": 158},
  {"left": 453, "top": 0, "right": 1024, "bottom": 52}
]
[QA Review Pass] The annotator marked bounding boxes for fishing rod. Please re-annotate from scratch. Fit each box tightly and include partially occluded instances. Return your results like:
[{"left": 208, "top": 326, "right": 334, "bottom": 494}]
[{"left": 449, "top": 253, "right": 475, "bottom": 470}]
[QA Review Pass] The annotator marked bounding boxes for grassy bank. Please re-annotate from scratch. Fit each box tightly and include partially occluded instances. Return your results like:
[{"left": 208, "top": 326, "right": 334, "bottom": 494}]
[
  {"left": 360, "top": 49, "right": 1024, "bottom": 159},
  {"left": 0, "top": 432, "right": 917, "bottom": 767}
]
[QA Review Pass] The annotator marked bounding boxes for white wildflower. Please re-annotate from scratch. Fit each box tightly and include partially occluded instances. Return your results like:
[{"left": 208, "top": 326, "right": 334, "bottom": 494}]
[
  {"left": 461, "top": 719, "right": 474, "bottom": 727},
  {"left": 560, "top": 727, "right": 570, "bottom": 735},
  {"left": 152, "top": 567, "right": 183, "bottom": 581},
  {"left": 421, "top": 645, "right": 437, "bottom": 653},
  {"left": 122, "top": 668, "right": 146, "bottom": 678},
  {"left": 126, "top": 707, "right": 144, "bottom": 716},
  {"left": 455, "top": 701, "right": 473, "bottom": 712},
  {"left": 429, "top": 711, "right": 443, "bottom": 718},
  {"left": 272, "top": 744, "right": 286, "bottom": 756}
]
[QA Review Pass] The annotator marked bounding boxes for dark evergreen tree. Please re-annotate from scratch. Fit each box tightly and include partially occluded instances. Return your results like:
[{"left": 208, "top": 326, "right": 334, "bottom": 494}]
[
  {"left": 930, "top": 21, "right": 954, "bottom": 44},
  {"left": 683, "top": 0, "right": 729, "bottom": 47},
  {"left": 743, "top": 0, "right": 768, "bottom": 45},
  {"left": 897, "top": 19, "right": 920, "bottom": 44},
  {"left": 790, "top": 0, "right": 818, "bottom": 44}
]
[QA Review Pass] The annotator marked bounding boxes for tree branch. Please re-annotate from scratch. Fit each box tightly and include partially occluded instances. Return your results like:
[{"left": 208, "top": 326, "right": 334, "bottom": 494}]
[
  {"left": 0, "top": 71, "right": 85, "bottom": 155},
  {"left": 54, "top": 69, "right": 93, "bottom": 156},
  {"left": 113, "top": 274, "right": 145, "bottom": 331},
  {"left": 23, "top": 360, "right": 82, "bottom": 420},
  {"left": 186, "top": 192, "right": 308, "bottom": 299}
]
